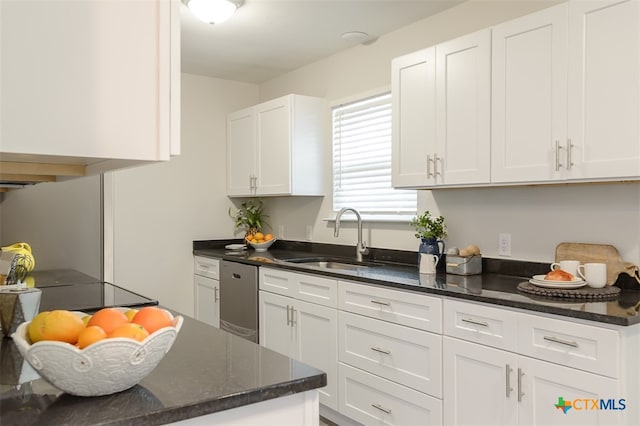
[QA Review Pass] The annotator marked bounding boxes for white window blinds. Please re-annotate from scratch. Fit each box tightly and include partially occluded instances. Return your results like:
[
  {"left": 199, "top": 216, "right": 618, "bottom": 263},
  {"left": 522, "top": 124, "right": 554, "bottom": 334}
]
[{"left": 332, "top": 92, "right": 417, "bottom": 214}]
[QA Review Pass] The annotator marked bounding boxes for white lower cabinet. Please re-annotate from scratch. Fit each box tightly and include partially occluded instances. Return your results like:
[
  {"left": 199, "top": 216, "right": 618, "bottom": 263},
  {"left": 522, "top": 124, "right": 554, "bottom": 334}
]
[
  {"left": 193, "top": 257, "right": 220, "bottom": 328},
  {"left": 339, "top": 363, "right": 442, "bottom": 426},
  {"left": 259, "top": 270, "right": 338, "bottom": 410},
  {"left": 443, "top": 299, "right": 625, "bottom": 426}
]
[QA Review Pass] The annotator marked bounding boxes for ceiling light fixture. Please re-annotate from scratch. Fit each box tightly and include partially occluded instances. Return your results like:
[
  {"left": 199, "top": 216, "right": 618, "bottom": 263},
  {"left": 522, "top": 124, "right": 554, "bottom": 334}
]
[{"left": 184, "top": 0, "right": 243, "bottom": 25}]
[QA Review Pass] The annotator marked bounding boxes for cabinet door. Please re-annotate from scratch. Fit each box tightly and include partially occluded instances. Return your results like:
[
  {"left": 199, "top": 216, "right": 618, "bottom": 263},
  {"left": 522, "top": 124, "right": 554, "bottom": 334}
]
[
  {"left": 194, "top": 275, "right": 220, "bottom": 328},
  {"left": 296, "top": 299, "right": 338, "bottom": 410},
  {"left": 491, "top": 3, "right": 568, "bottom": 183},
  {"left": 227, "top": 107, "right": 256, "bottom": 196},
  {"left": 259, "top": 291, "right": 296, "bottom": 358},
  {"left": 391, "top": 47, "right": 437, "bottom": 188},
  {"left": 443, "top": 337, "right": 518, "bottom": 426},
  {"left": 1, "top": 0, "right": 178, "bottom": 162},
  {"left": 256, "top": 96, "right": 292, "bottom": 195},
  {"left": 567, "top": 0, "right": 640, "bottom": 180},
  {"left": 518, "top": 356, "right": 621, "bottom": 426},
  {"left": 435, "top": 29, "right": 491, "bottom": 185}
]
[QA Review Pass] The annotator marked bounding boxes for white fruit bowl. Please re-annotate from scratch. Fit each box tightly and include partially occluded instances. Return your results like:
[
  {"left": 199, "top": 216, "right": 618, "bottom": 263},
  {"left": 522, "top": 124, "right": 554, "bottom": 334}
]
[
  {"left": 247, "top": 238, "right": 276, "bottom": 252},
  {"left": 11, "top": 309, "right": 183, "bottom": 397}
]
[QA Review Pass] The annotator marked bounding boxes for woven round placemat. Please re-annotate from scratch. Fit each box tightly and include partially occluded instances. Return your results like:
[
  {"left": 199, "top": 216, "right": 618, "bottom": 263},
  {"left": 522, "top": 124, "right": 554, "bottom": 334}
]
[{"left": 517, "top": 282, "right": 621, "bottom": 300}]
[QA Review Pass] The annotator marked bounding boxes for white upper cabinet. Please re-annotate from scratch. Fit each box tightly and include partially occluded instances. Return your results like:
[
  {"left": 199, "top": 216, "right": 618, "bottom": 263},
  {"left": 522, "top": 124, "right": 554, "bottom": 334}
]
[
  {"left": 227, "top": 94, "right": 326, "bottom": 197},
  {"left": 436, "top": 29, "right": 491, "bottom": 186},
  {"left": 391, "top": 48, "right": 437, "bottom": 188},
  {"left": 392, "top": 30, "right": 491, "bottom": 189},
  {"left": 0, "top": 0, "right": 180, "bottom": 178},
  {"left": 493, "top": 0, "right": 640, "bottom": 184},
  {"left": 567, "top": 0, "right": 640, "bottom": 180},
  {"left": 491, "top": 3, "right": 568, "bottom": 184}
]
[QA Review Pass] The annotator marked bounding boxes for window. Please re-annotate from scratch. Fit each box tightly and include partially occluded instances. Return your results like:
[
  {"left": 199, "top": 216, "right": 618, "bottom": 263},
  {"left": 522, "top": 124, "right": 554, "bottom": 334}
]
[{"left": 332, "top": 92, "right": 417, "bottom": 216}]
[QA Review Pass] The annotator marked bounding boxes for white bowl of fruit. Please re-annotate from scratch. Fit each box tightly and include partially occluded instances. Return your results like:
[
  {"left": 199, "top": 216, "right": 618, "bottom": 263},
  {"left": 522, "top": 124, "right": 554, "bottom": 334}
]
[
  {"left": 246, "top": 232, "right": 276, "bottom": 252},
  {"left": 11, "top": 306, "right": 182, "bottom": 396}
]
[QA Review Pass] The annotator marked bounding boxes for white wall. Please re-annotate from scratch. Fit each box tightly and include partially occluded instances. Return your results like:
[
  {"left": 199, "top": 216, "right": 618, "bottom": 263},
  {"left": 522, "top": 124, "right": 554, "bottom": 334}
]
[
  {"left": 109, "top": 73, "right": 258, "bottom": 314},
  {"left": 0, "top": 175, "right": 101, "bottom": 278},
  {"left": 255, "top": 0, "right": 640, "bottom": 264}
]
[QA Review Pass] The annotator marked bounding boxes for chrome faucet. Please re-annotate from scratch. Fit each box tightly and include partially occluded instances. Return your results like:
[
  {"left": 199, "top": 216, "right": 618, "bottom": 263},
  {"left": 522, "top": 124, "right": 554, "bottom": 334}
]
[{"left": 334, "top": 207, "right": 369, "bottom": 262}]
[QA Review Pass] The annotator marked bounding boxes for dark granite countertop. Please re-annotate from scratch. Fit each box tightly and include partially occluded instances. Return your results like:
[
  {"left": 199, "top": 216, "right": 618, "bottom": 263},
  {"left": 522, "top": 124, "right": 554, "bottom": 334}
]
[
  {"left": 0, "top": 270, "right": 326, "bottom": 425},
  {"left": 194, "top": 240, "right": 640, "bottom": 327}
]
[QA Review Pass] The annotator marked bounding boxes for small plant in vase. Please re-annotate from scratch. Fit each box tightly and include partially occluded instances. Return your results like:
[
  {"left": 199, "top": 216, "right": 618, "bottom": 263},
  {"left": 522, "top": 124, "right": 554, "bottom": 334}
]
[
  {"left": 229, "top": 199, "right": 270, "bottom": 243},
  {"left": 410, "top": 210, "right": 447, "bottom": 258}
]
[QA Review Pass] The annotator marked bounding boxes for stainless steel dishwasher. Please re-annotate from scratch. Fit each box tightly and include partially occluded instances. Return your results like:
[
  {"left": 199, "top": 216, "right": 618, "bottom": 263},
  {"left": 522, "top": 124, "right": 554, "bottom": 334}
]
[{"left": 220, "top": 260, "right": 259, "bottom": 343}]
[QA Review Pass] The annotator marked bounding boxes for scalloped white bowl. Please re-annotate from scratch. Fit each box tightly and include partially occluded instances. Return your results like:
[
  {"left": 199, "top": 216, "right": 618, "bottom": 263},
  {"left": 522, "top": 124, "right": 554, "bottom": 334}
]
[
  {"left": 11, "top": 308, "right": 183, "bottom": 397},
  {"left": 247, "top": 238, "right": 276, "bottom": 252}
]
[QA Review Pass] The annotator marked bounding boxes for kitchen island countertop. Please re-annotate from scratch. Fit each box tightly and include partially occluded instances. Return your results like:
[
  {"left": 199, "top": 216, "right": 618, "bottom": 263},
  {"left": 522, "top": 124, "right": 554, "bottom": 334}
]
[{"left": 0, "top": 270, "right": 326, "bottom": 425}]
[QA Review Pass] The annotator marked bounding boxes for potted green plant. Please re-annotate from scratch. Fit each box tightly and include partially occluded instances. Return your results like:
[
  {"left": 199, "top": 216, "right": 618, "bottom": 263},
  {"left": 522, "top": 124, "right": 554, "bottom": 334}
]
[
  {"left": 409, "top": 210, "right": 446, "bottom": 257},
  {"left": 229, "top": 199, "right": 270, "bottom": 241}
]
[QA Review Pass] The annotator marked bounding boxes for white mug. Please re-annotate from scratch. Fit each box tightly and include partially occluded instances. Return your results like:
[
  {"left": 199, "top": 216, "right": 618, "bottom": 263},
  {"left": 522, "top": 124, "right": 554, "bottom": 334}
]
[
  {"left": 419, "top": 254, "right": 439, "bottom": 274},
  {"left": 550, "top": 260, "right": 581, "bottom": 277},
  {"left": 577, "top": 263, "right": 607, "bottom": 288}
]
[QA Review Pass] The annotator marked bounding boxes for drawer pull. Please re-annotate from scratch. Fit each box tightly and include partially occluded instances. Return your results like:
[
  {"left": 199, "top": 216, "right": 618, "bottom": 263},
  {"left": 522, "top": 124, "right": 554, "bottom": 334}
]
[
  {"left": 370, "top": 300, "right": 390, "bottom": 307},
  {"left": 371, "top": 403, "right": 392, "bottom": 414},
  {"left": 371, "top": 347, "right": 391, "bottom": 355},
  {"left": 517, "top": 368, "right": 525, "bottom": 402},
  {"left": 543, "top": 336, "right": 578, "bottom": 348},
  {"left": 286, "top": 305, "right": 291, "bottom": 326},
  {"left": 214, "top": 287, "right": 219, "bottom": 303},
  {"left": 505, "top": 364, "right": 513, "bottom": 398},
  {"left": 461, "top": 317, "right": 489, "bottom": 327}
]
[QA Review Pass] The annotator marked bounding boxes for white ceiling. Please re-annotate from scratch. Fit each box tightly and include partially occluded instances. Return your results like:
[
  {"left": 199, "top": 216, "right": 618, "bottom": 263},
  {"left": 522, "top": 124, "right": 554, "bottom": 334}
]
[{"left": 180, "top": 0, "right": 463, "bottom": 83}]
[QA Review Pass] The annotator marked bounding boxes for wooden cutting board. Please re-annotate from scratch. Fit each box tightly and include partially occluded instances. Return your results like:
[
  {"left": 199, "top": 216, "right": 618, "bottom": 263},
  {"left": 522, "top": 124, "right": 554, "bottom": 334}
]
[{"left": 555, "top": 242, "right": 638, "bottom": 285}]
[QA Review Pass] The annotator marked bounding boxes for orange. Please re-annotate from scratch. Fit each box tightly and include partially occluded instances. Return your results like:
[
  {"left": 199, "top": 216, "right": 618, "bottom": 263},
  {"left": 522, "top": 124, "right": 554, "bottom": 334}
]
[
  {"left": 264, "top": 234, "right": 274, "bottom": 241},
  {"left": 87, "top": 308, "right": 129, "bottom": 335},
  {"left": 245, "top": 234, "right": 254, "bottom": 241},
  {"left": 254, "top": 232, "right": 264, "bottom": 241},
  {"left": 28, "top": 311, "right": 51, "bottom": 343},
  {"left": 77, "top": 325, "right": 107, "bottom": 349},
  {"left": 124, "top": 309, "right": 138, "bottom": 322},
  {"left": 40, "top": 310, "right": 86, "bottom": 344},
  {"left": 108, "top": 323, "right": 149, "bottom": 341},
  {"left": 131, "top": 306, "right": 173, "bottom": 334}
]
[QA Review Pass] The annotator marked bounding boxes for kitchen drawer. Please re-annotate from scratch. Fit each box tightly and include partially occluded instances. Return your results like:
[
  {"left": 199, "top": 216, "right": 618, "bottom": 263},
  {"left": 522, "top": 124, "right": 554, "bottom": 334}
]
[
  {"left": 339, "top": 363, "right": 442, "bottom": 426},
  {"left": 518, "top": 312, "right": 620, "bottom": 379},
  {"left": 443, "top": 299, "right": 518, "bottom": 351},
  {"left": 339, "top": 311, "right": 442, "bottom": 397},
  {"left": 338, "top": 281, "right": 442, "bottom": 333},
  {"left": 259, "top": 268, "right": 337, "bottom": 308},
  {"left": 194, "top": 256, "right": 220, "bottom": 280}
]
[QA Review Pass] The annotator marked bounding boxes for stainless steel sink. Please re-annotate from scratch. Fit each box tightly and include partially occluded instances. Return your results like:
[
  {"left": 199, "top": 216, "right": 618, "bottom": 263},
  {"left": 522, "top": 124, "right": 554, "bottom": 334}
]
[{"left": 283, "top": 257, "right": 382, "bottom": 271}]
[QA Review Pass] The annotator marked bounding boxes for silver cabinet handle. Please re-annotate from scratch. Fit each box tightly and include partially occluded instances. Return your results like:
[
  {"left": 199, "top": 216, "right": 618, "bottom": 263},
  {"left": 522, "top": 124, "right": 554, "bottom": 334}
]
[
  {"left": 434, "top": 154, "right": 441, "bottom": 177},
  {"left": 505, "top": 364, "right": 513, "bottom": 398},
  {"left": 214, "top": 287, "right": 219, "bottom": 303},
  {"left": 461, "top": 317, "right": 489, "bottom": 327},
  {"left": 290, "top": 307, "right": 297, "bottom": 326},
  {"left": 371, "top": 347, "right": 391, "bottom": 355},
  {"left": 554, "top": 140, "right": 563, "bottom": 171},
  {"left": 517, "top": 368, "right": 525, "bottom": 402},
  {"left": 543, "top": 335, "right": 578, "bottom": 348},
  {"left": 286, "top": 305, "right": 291, "bottom": 326},
  {"left": 566, "top": 139, "right": 574, "bottom": 170},
  {"left": 370, "top": 300, "right": 390, "bottom": 307},
  {"left": 426, "top": 155, "right": 433, "bottom": 178},
  {"left": 371, "top": 403, "right": 392, "bottom": 414}
]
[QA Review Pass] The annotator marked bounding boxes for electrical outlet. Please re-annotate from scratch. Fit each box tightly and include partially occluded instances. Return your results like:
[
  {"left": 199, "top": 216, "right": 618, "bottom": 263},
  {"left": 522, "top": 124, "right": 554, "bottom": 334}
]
[
  {"left": 499, "top": 233, "right": 511, "bottom": 256},
  {"left": 305, "top": 225, "right": 313, "bottom": 241},
  {"left": 278, "top": 225, "right": 285, "bottom": 239}
]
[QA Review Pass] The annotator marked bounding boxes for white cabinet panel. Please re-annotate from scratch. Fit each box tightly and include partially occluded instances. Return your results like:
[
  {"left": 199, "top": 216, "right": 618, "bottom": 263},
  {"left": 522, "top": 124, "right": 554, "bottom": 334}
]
[
  {"left": 259, "top": 268, "right": 338, "bottom": 308},
  {"left": 339, "top": 311, "right": 442, "bottom": 397},
  {"left": 259, "top": 291, "right": 297, "bottom": 357},
  {"left": 436, "top": 29, "right": 491, "bottom": 185},
  {"left": 226, "top": 107, "right": 257, "bottom": 196},
  {"left": 567, "top": 0, "right": 640, "bottom": 180},
  {"left": 391, "top": 48, "right": 437, "bottom": 188},
  {"left": 1, "top": 0, "right": 180, "bottom": 169},
  {"left": 339, "top": 363, "right": 442, "bottom": 426},
  {"left": 194, "top": 274, "right": 220, "bottom": 328},
  {"left": 491, "top": 3, "right": 568, "bottom": 183}
]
